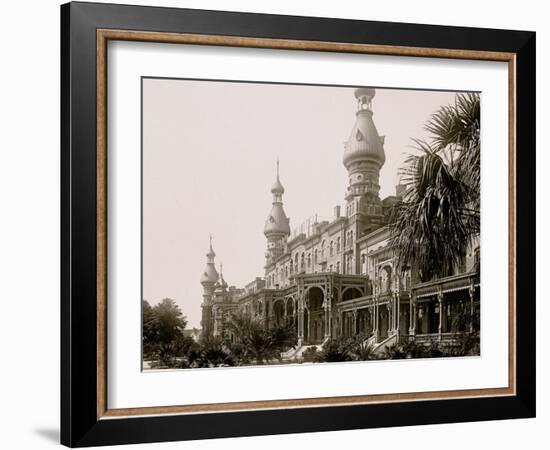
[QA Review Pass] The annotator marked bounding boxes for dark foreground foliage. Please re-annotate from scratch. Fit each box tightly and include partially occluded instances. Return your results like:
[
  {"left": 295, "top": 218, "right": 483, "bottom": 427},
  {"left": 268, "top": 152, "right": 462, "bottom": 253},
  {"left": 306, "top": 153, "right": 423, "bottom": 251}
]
[
  {"left": 143, "top": 301, "right": 479, "bottom": 369},
  {"left": 146, "top": 311, "right": 298, "bottom": 369},
  {"left": 301, "top": 331, "right": 479, "bottom": 364}
]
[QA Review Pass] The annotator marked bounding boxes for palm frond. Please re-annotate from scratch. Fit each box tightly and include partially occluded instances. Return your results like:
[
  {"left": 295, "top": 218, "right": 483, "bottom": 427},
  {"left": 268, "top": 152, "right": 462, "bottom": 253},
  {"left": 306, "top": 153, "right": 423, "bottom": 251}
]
[{"left": 390, "top": 92, "right": 480, "bottom": 280}]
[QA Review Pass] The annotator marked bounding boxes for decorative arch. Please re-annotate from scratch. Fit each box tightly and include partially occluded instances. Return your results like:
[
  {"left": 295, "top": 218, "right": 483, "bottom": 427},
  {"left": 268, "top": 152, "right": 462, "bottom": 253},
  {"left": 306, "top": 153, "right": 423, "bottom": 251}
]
[
  {"left": 305, "top": 286, "right": 325, "bottom": 344},
  {"left": 272, "top": 298, "right": 286, "bottom": 325},
  {"left": 342, "top": 286, "right": 364, "bottom": 301},
  {"left": 303, "top": 284, "right": 326, "bottom": 297},
  {"left": 284, "top": 294, "right": 296, "bottom": 307}
]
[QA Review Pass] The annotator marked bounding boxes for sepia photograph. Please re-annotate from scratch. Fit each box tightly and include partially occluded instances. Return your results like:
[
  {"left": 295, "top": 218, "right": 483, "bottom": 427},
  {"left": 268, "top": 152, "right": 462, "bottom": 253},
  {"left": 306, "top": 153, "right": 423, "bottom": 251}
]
[{"left": 141, "top": 79, "right": 481, "bottom": 370}]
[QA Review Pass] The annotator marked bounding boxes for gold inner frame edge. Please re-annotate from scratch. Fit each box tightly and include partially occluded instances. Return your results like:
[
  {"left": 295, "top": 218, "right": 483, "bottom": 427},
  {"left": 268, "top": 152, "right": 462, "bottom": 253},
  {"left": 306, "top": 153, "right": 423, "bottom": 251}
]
[{"left": 96, "top": 28, "right": 517, "bottom": 420}]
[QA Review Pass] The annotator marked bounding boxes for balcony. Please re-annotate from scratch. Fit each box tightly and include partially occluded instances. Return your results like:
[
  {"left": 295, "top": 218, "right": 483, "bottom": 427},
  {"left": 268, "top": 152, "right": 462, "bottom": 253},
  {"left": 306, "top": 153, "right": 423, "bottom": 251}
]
[{"left": 412, "top": 271, "right": 480, "bottom": 298}]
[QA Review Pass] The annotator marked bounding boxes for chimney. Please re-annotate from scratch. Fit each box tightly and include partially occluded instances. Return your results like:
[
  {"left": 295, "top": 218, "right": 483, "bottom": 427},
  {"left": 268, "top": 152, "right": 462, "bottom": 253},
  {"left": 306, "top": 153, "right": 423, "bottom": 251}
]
[{"left": 334, "top": 205, "right": 341, "bottom": 219}]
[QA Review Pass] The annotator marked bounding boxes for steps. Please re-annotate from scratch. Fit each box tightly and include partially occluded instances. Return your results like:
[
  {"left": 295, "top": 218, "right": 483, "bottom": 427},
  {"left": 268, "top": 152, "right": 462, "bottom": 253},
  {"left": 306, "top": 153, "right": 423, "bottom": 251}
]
[
  {"left": 280, "top": 339, "right": 328, "bottom": 361},
  {"left": 280, "top": 346, "right": 299, "bottom": 359},
  {"left": 294, "top": 344, "right": 321, "bottom": 359},
  {"left": 373, "top": 333, "right": 398, "bottom": 354}
]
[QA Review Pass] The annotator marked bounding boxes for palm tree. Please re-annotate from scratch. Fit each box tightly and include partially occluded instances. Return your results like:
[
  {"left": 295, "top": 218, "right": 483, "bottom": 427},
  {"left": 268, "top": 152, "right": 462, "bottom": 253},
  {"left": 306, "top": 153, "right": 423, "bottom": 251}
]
[
  {"left": 224, "top": 313, "right": 276, "bottom": 365},
  {"left": 269, "top": 321, "right": 297, "bottom": 362},
  {"left": 390, "top": 93, "right": 480, "bottom": 281}
]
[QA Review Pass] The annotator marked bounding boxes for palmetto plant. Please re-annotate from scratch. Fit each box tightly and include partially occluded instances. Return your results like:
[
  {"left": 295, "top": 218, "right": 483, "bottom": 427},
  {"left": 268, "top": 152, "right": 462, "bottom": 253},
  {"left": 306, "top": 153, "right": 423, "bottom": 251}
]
[
  {"left": 224, "top": 313, "right": 277, "bottom": 365},
  {"left": 349, "top": 334, "right": 376, "bottom": 361},
  {"left": 318, "top": 338, "right": 354, "bottom": 362},
  {"left": 390, "top": 93, "right": 480, "bottom": 281}
]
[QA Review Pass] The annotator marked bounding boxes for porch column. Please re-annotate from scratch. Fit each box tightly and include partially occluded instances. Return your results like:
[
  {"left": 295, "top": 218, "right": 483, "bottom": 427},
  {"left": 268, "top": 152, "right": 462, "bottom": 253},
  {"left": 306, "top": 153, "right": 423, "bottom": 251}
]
[
  {"left": 387, "top": 304, "right": 391, "bottom": 335},
  {"left": 343, "top": 313, "right": 348, "bottom": 337},
  {"left": 438, "top": 291, "right": 444, "bottom": 341},
  {"left": 395, "top": 297, "right": 399, "bottom": 332},
  {"left": 469, "top": 284, "right": 475, "bottom": 333},
  {"left": 409, "top": 294, "right": 416, "bottom": 337},
  {"left": 323, "top": 293, "right": 332, "bottom": 339},
  {"left": 306, "top": 306, "right": 310, "bottom": 342},
  {"left": 297, "top": 293, "right": 304, "bottom": 343},
  {"left": 352, "top": 309, "right": 357, "bottom": 336},
  {"left": 371, "top": 307, "right": 375, "bottom": 335},
  {"left": 392, "top": 294, "right": 397, "bottom": 333},
  {"left": 328, "top": 295, "right": 332, "bottom": 337},
  {"left": 395, "top": 292, "right": 403, "bottom": 342},
  {"left": 394, "top": 295, "right": 398, "bottom": 331},
  {"left": 374, "top": 302, "right": 379, "bottom": 336}
]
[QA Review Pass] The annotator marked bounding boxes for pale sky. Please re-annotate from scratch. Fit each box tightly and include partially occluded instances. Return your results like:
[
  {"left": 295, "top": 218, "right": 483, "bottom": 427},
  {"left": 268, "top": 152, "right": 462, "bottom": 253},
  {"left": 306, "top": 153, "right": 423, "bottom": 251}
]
[{"left": 142, "top": 79, "right": 458, "bottom": 328}]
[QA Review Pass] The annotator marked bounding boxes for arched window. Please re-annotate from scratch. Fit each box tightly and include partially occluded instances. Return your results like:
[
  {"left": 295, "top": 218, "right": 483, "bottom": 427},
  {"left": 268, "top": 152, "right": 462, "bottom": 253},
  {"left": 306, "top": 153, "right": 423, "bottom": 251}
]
[
  {"left": 321, "top": 240, "right": 326, "bottom": 257},
  {"left": 307, "top": 253, "right": 311, "bottom": 268},
  {"left": 300, "top": 253, "right": 305, "bottom": 272},
  {"left": 290, "top": 259, "right": 294, "bottom": 274},
  {"left": 336, "top": 261, "right": 340, "bottom": 273},
  {"left": 314, "top": 248, "right": 318, "bottom": 264},
  {"left": 330, "top": 241, "right": 334, "bottom": 256},
  {"left": 329, "top": 264, "right": 333, "bottom": 272},
  {"left": 336, "top": 236, "right": 341, "bottom": 252}
]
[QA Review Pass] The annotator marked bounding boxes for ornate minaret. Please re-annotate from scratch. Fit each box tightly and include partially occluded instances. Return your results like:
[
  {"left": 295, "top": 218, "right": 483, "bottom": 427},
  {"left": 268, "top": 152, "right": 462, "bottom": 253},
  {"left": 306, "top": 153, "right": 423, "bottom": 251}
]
[
  {"left": 343, "top": 88, "right": 386, "bottom": 227},
  {"left": 264, "top": 160, "right": 291, "bottom": 266},
  {"left": 215, "top": 263, "right": 228, "bottom": 294},
  {"left": 343, "top": 87, "right": 386, "bottom": 204},
  {"left": 342, "top": 88, "right": 387, "bottom": 273},
  {"left": 200, "top": 235, "right": 219, "bottom": 336}
]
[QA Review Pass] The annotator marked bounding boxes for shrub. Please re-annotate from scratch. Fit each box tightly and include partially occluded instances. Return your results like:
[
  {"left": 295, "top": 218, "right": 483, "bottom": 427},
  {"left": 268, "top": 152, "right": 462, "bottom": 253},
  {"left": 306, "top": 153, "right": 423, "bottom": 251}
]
[
  {"left": 302, "top": 346, "right": 321, "bottom": 363},
  {"left": 348, "top": 334, "right": 377, "bottom": 361},
  {"left": 383, "top": 343, "right": 407, "bottom": 360}
]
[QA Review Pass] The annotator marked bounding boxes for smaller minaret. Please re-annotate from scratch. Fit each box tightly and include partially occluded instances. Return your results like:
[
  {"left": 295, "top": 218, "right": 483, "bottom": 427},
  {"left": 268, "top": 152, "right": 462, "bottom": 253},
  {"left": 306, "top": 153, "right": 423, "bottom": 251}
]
[
  {"left": 200, "top": 235, "right": 219, "bottom": 336},
  {"left": 216, "top": 263, "right": 228, "bottom": 293},
  {"left": 264, "top": 159, "right": 291, "bottom": 265}
]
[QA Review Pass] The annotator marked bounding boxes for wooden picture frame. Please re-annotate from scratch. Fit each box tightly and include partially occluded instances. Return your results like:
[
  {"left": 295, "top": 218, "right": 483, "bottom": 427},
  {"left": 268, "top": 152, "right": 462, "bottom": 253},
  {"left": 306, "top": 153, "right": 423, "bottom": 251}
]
[{"left": 61, "top": 1, "right": 535, "bottom": 447}]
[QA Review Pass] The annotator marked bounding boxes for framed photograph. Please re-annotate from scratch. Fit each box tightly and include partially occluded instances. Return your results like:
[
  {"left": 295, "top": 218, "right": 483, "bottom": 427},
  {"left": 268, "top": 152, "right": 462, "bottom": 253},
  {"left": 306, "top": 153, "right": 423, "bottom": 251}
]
[{"left": 61, "top": 2, "right": 536, "bottom": 447}]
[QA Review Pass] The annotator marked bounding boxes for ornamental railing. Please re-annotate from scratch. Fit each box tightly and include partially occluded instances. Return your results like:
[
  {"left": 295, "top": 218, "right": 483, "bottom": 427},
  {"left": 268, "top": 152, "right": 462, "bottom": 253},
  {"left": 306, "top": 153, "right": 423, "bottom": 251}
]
[{"left": 412, "top": 271, "right": 480, "bottom": 299}]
